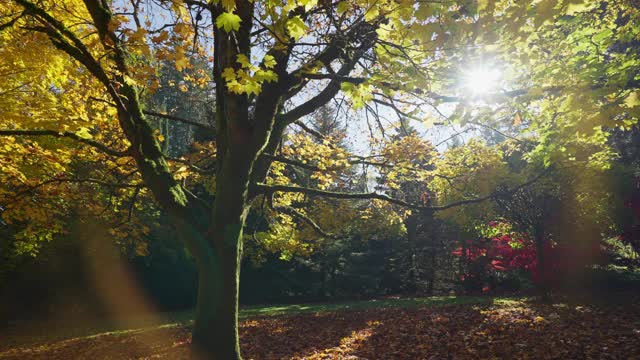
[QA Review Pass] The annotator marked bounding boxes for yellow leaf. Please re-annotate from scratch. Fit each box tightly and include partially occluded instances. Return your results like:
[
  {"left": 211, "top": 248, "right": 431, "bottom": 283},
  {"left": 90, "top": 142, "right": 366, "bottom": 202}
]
[
  {"left": 175, "top": 57, "right": 190, "bottom": 71},
  {"left": 123, "top": 75, "right": 138, "bottom": 87},
  {"left": 236, "top": 54, "right": 251, "bottom": 68},
  {"left": 222, "top": 67, "right": 236, "bottom": 81},
  {"left": 75, "top": 127, "right": 93, "bottom": 140},
  {"left": 151, "top": 31, "right": 169, "bottom": 44}
]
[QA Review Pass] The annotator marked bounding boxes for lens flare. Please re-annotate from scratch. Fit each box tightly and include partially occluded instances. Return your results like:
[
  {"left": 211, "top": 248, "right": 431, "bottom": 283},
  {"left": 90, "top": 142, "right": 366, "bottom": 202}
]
[{"left": 461, "top": 67, "right": 502, "bottom": 97}]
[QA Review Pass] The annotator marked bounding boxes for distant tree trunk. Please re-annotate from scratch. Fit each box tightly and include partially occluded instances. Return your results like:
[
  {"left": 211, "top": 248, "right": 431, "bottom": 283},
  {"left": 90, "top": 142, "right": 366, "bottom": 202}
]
[
  {"left": 404, "top": 215, "right": 419, "bottom": 294},
  {"left": 330, "top": 265, "right": 337, "bottom": 297},
  {"left": 426, "top": 244, "right": 436, "bottom": 295},
  {"left": 319, "top": 265, "right": 327, "bottom": 298},
  {"left": 534, "top": 225, "right": 550, "bottom": 301},
  {"left": 459, "top": 232, "right": 466, "bottom": 293}
]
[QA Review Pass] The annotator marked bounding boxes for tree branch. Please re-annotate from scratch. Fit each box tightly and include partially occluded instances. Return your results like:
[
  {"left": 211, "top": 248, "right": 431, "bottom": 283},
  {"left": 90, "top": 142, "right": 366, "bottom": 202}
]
[
  {"left": 253, "top": 169, "right": 549, "bottom": 212},
  {"left": 88, "top": 97, "right": 215, "bottom": 132},
  {"left": 142, "top": 110, "right": 216, "bottom": 132},
  {"left": 3, "top": 177, "right": 144, "bottom": 206},
  {"left": 272, "top": 205, "right": 337, "bottom": 239},
  {"left": 293, "top": 120, "right": 327, "bottom": 141},
  {"left": 0, "top": 129, "right": 130, "bottom": 157}
]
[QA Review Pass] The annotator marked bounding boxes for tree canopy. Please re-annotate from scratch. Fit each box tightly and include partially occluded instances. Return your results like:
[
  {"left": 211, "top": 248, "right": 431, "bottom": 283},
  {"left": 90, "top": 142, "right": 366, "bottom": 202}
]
[{"left": 1, "top": 0, "right": 639, "bottom": 358}]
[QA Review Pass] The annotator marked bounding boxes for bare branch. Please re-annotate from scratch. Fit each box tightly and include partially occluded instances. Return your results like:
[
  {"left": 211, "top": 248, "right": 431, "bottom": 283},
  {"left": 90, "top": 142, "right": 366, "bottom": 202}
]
[{"left": 293, "top": 120, "right": 327, "bottom": 141}]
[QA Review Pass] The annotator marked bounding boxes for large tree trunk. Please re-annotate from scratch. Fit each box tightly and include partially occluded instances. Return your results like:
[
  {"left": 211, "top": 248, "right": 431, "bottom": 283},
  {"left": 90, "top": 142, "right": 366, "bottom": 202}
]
[
  {"left": 173, "top": 211, "right": 244, "bottom": 360},
  {"left": 191, "top": 228, "right": 243, "bottom": 359},
  {"left": 175, "top": 149, "right": 254, "bottom": 359}
]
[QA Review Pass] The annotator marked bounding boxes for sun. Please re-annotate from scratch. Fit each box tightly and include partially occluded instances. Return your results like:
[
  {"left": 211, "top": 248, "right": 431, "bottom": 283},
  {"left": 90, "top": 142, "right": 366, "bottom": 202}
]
[{"left": 461, "top": 66, "right": 502, "bottom": 97}]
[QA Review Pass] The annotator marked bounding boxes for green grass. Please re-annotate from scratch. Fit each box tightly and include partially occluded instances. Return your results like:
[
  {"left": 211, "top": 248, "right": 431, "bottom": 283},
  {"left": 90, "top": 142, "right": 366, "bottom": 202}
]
[
  {"left": 239, "top": 295, "right": 492, "bottom": 318},
  {"left": 1, "top": 296, "right": 494, "bottom": 349}
]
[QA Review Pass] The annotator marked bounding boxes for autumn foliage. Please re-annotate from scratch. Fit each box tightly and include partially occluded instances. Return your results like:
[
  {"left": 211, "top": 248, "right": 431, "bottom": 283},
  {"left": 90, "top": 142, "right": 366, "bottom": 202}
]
[{"left": 454, "top": 221, "right": 607, "bottom": 293}]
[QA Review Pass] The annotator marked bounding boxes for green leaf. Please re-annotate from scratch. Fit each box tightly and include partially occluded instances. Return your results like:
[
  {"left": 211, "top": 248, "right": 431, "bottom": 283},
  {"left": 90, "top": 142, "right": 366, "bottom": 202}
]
[
  {"left": 415, "top": 4, "right": 433, "bottom": 21},
  {"left": 528, "top": 87, "right": 544, "bottom": 97},
  {"left": 286, "top": 16, "right": 307, "bottom": 40},
  {"left": 565, "top": 1, "right": 588, "bottom": 15},
  {"left": 336, "top": 1, "right": 349, "bottom": 15},
  {"left": 263, "top": 54, "right": 276, "bottom": 69},
  {"left": 298, "top": 0, "right": 317, "bottom": 11},
  {"left": 216, "top": 12, "right": 241, "bottom": 32},
  {"left": 340, "top": 82, "right": 355, "bottom": 92},
  {"left": 592, "top": 28, "right": 613, "bottom": 43},
  {"left": 220, "top": 0, "right": 236, "bottom": 11},
  {"left": 364, "top": 6, "right": 380, "bottom": 22}
]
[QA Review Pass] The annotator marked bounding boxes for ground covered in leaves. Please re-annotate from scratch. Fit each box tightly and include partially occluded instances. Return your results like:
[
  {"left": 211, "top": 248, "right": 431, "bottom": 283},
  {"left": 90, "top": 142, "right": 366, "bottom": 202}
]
[{"left": 2, "top": 298, "right": 640, "bottom": 359}]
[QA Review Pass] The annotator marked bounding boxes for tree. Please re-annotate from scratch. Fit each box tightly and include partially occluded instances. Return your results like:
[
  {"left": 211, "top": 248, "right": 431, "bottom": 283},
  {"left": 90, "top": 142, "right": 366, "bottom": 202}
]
[{"left": 1, "top": 1, "right": 638, "bottom": 359}]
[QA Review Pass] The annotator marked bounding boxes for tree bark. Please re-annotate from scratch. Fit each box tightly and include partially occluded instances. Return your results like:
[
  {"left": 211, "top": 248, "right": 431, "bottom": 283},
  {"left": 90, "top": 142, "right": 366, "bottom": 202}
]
[
  {"left": 191, "top": 232, "right": 243, "bottom": 360},
  {"left": 173, "top": 147, "right": 254, "bottom": 360},
  {"left": 172, "top": 213, "right": 240, "bottom": 360}
]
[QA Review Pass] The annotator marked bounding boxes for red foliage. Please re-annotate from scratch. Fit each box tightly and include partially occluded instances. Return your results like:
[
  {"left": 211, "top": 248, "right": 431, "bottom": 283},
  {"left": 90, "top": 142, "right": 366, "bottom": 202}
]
[{"left": 453, "top": 223, "right": 606, "bottom": 291}]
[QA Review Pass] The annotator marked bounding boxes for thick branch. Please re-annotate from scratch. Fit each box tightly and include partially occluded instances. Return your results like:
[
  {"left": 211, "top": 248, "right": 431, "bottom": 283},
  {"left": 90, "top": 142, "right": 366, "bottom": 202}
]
[{"left": 278, "top": 22, "right": 379, "bottom": 125}]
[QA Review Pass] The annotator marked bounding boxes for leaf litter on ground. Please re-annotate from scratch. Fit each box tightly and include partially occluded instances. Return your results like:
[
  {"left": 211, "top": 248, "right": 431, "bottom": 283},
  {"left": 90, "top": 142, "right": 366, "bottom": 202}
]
[{"left": 1, "top": 297, "right": 640, "bottom": 359}]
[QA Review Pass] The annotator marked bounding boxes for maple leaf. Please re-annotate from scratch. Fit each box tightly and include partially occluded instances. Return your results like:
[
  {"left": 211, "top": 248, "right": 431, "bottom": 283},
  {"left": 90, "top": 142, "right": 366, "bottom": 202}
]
[
  {"left": 175, "top": 57, "right": 190, "bottom": 71},
  {"left": 286, "top": 16, "right": 307, "bottom": 40},
  {"left": 262, "top": 54, "right": 276, "bottom": 69},
  {"left": 216, "top": 12, "right": 242, "bottom": 33}
]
